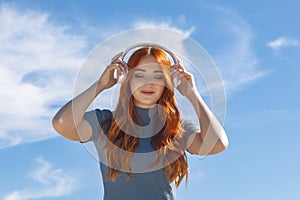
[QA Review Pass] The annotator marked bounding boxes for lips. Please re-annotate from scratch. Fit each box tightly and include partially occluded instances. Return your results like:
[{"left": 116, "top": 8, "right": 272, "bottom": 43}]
[{"left": 141, "top": 90, "right": 155, "bottom": 95}]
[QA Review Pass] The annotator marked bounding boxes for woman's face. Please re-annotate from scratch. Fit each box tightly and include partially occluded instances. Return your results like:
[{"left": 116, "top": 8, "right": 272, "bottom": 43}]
[{"left": 129, "top": 56, "right": 166, "bottom": 108}]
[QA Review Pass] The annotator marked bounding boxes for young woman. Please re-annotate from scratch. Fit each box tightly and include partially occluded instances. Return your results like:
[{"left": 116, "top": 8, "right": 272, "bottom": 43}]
[{"left": 52, "top": 45, "right": 228, "bottom": 200}]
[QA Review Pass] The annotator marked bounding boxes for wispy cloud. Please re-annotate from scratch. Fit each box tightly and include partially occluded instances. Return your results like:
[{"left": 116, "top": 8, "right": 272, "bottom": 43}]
[
  {"left": 0, "top": 3, "right": 267, "bottom": 149},
  {"left": 2, "top": 157, "right": 78, "bottom": 200},
  {"left": 210, "top": 6, "right": 267, "bottom": 94},
  {"left": 139, "top": 6, "right": 268, "bottom": 96},
  {"left": 132, "top": 7, "right": 264, "bottom": 95},
  {"left": 266, "top": 37, "right": 299, "bottom": 51},
  {"left": 0, "top": 3, "right": 197, "bottom": 149},
  {"left": 0, "top": 4, "right": 88, "bottom": 148},
  {"left": 132, "top": 20, "right": 195, "bottom": 37}
]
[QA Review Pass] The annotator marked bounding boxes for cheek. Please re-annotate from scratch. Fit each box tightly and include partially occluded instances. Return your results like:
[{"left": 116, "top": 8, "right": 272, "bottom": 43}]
[
  {"left": 156, "top": 85, "right": 165, "bottom": 95},
  {"left": 129, "top": 79, "right": 141, "bottom": 94},
  {"left": 157, "top": 80, "right": 166, "bottom": 91}
]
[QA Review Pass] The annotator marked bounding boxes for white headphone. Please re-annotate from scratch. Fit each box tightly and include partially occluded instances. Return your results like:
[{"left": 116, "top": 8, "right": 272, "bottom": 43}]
[
  {"left": 120, "top": 43, "right": 178, "bottom": 65},
  {"left": 114, "top": 43, "right": 179, "bottom": 83}
]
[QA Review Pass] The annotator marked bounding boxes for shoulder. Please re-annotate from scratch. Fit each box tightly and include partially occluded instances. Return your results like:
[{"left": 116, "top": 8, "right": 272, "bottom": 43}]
[
  {"left": 180, "top": 118, "right": 200, "bottom": 151},
  {"left": 84, "top": 108, "right": 112, "bottom": 123},
  {"left": 95, "top": 108, "right": 112, "bottom": 122},
  {"left": 180, "top": 118, "right": 199, "bottom": 132},
  {"left": 83, "top": 108, "right": 113, "bottom": 132}
]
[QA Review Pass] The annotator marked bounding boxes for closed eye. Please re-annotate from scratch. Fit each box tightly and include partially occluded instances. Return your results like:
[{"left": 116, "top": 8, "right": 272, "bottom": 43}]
[
  {"left": 134, "top": 74, "right": 144, "bottom": 78},
  {"left": 154, "top": 75, "right": 163, "bottom": 79}
]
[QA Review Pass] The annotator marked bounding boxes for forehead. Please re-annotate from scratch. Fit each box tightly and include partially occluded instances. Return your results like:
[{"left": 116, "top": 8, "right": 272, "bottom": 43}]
[
  {"left": 134, "top": 63, "right": 162, "bottom": 72},
  {"left": 134, "top": 56, "right": 162, "bottom": 72},
  {"left": 138, "top": 55, "right": 158, "bottom": 65}
]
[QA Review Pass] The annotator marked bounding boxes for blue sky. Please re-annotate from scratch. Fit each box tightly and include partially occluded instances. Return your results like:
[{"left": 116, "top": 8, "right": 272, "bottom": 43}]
[{"left": 0, "top": 0, "right": 299, "bottom": 199}]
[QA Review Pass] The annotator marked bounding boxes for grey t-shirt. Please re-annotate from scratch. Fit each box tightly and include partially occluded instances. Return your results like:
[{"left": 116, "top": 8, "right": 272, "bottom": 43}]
[{"left": 83, "top": 106, "right": 199, "bottom": 200}]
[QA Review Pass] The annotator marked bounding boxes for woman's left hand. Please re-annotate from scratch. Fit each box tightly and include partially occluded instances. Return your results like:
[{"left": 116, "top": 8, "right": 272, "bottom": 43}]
[{"left": 171, "top": 61, "right": 196, "bottom": 98}]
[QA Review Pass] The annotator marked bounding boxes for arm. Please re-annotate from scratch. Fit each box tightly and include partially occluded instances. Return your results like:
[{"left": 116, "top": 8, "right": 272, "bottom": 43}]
[
  {"left": 52, "top": 57, "right": 127, "bottom": 142},
  {"left": 172, "top": 66, "right": 228, "bottom": 156},
  {"left": 52, "top": 81, "right": 104, "bottom": 142},
  {"left": 185, "top": 89, "right": 228, "bottom": 155}
]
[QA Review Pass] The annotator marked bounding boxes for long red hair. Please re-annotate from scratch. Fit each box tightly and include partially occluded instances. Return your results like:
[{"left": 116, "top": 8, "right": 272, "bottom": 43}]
[{"left": 104, "top": 47, "right": 188, "bottom": 188}]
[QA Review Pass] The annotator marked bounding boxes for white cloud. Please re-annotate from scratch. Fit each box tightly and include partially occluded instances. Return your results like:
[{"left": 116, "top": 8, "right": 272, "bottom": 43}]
[
  {"left": 0, "top": 3, "right": 266, "bottom": 149},
  {"left": 0, "top": 3, "right": 199, "bottom": 149},
  {"left": 266, "top": 37, "right": 299, "bottom": 51},
  {"left": 132, "top": 20, "right": 195, "bottom": 37},
  {"left": 129, "top": 9, "right": 267, "bottom": 120},
  {"left": 210, "top": 6, "right": 267, "bottom": 94},
  {"left": 0, "top": 4, "right": 88, "bottom": 148},
  {"left": 3, "top": 157, "right": 78, "bottom": 200}
]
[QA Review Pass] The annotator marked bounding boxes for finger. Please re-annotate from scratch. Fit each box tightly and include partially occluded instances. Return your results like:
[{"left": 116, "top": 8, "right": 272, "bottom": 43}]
[
  {"left": 107, "top": 63, "right": 124, "bottom": 76},
  {"left": 182, "top": 72, "right": 191, "bottom": 80},
  {"left": 114, "top": 60, "right": 129, "bottom": 72},
  {"left": 111, "top": 65, "right": 124, "bottom": 80},
  {"left": 175, "top": 71, "right": 192, "bottom": 85},
  {"left": 170, "top": 64, "right": 180, "bottom": 73},
  {"left": 177, "top": 64, "right": 185, "bottom": 72},
  {"left": 171, "top": 64, "right": 184, "bottom": 73},
  {"left": 115, "top": 64, "right": 126, "bottom": 76},
  {"left": 111, "top": 52, "right": 123, "bottom": 63},
  {"left": 171, "top": 70, "right": 180, "bottom": 79},
  {"left": 176, "top": 57, "right": 182, "bottom": 65},
  {"left": 172, "top": 70, "right": 186, "bottom": 78}
]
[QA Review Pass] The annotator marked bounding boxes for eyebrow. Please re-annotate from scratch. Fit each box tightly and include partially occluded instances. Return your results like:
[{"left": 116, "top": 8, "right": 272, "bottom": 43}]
[
  {"left": 134, "top": 69, "right": 146, "bottom": 72},
  {"left": 134, "top": 69, "right": 163, "bottom": 73}
]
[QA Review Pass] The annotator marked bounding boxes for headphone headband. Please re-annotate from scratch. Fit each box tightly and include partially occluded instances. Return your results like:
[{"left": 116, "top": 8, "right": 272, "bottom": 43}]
[{"left": 120, "top": 43, "right": 178, "bottom": 65}]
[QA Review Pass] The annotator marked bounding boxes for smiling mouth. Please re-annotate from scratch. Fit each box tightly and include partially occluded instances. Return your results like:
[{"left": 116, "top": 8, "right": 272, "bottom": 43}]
[{"left": 141, "top": 90, "right": 155, "bottom": 95}]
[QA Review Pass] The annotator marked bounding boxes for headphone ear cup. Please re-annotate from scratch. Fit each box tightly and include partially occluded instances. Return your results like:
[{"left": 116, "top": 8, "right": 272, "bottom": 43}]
[
  {"left": 117, "top": 64, "right": 128, "bottom": 84},
  {"left": 172, "top": 76, "right": 179, "bottom": 87},
  {"left": 117, "top": 73, "right": 127, "bottom": 84},
  {"left": 113, "top": 62, "right": 128, "bottom": 84}
]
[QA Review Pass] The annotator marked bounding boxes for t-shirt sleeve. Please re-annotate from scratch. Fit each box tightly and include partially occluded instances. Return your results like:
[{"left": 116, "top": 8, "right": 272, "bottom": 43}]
[
  {"left": 82, "top": 108, "right": 112, "bottom": 143},
  {"left": 181, "top": 119, "right": 200, "bottom": 153}
]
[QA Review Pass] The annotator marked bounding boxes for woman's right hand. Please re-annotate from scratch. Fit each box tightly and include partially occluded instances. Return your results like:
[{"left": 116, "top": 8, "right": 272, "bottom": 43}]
[{"left": 98, "top": 53, "right": 128, "bottom": 90}]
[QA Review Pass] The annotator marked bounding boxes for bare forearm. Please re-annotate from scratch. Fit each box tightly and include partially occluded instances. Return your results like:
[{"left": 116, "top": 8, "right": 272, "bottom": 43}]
[
  {"left": 52, "top": 81, "right": 105, "bottom": 132},
  {"left": 186, "top": 89, "right": 228, "bottom": 155}
]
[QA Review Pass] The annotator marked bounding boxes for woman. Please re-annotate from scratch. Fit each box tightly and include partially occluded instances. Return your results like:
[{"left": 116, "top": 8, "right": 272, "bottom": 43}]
[{"left": 52, "top": 45, "right": 228, "bottom": 200}]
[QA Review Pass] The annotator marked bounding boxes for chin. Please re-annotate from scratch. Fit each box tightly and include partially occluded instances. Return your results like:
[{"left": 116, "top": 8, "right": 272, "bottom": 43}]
[{"left": 134, "top": 99, "right": 158, "bottom": 108}]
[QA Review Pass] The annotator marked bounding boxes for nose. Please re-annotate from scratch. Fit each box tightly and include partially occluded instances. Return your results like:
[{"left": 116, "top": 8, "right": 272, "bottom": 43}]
[{"left": 139, "top": 76, "right": 157, "bottom": 85}]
